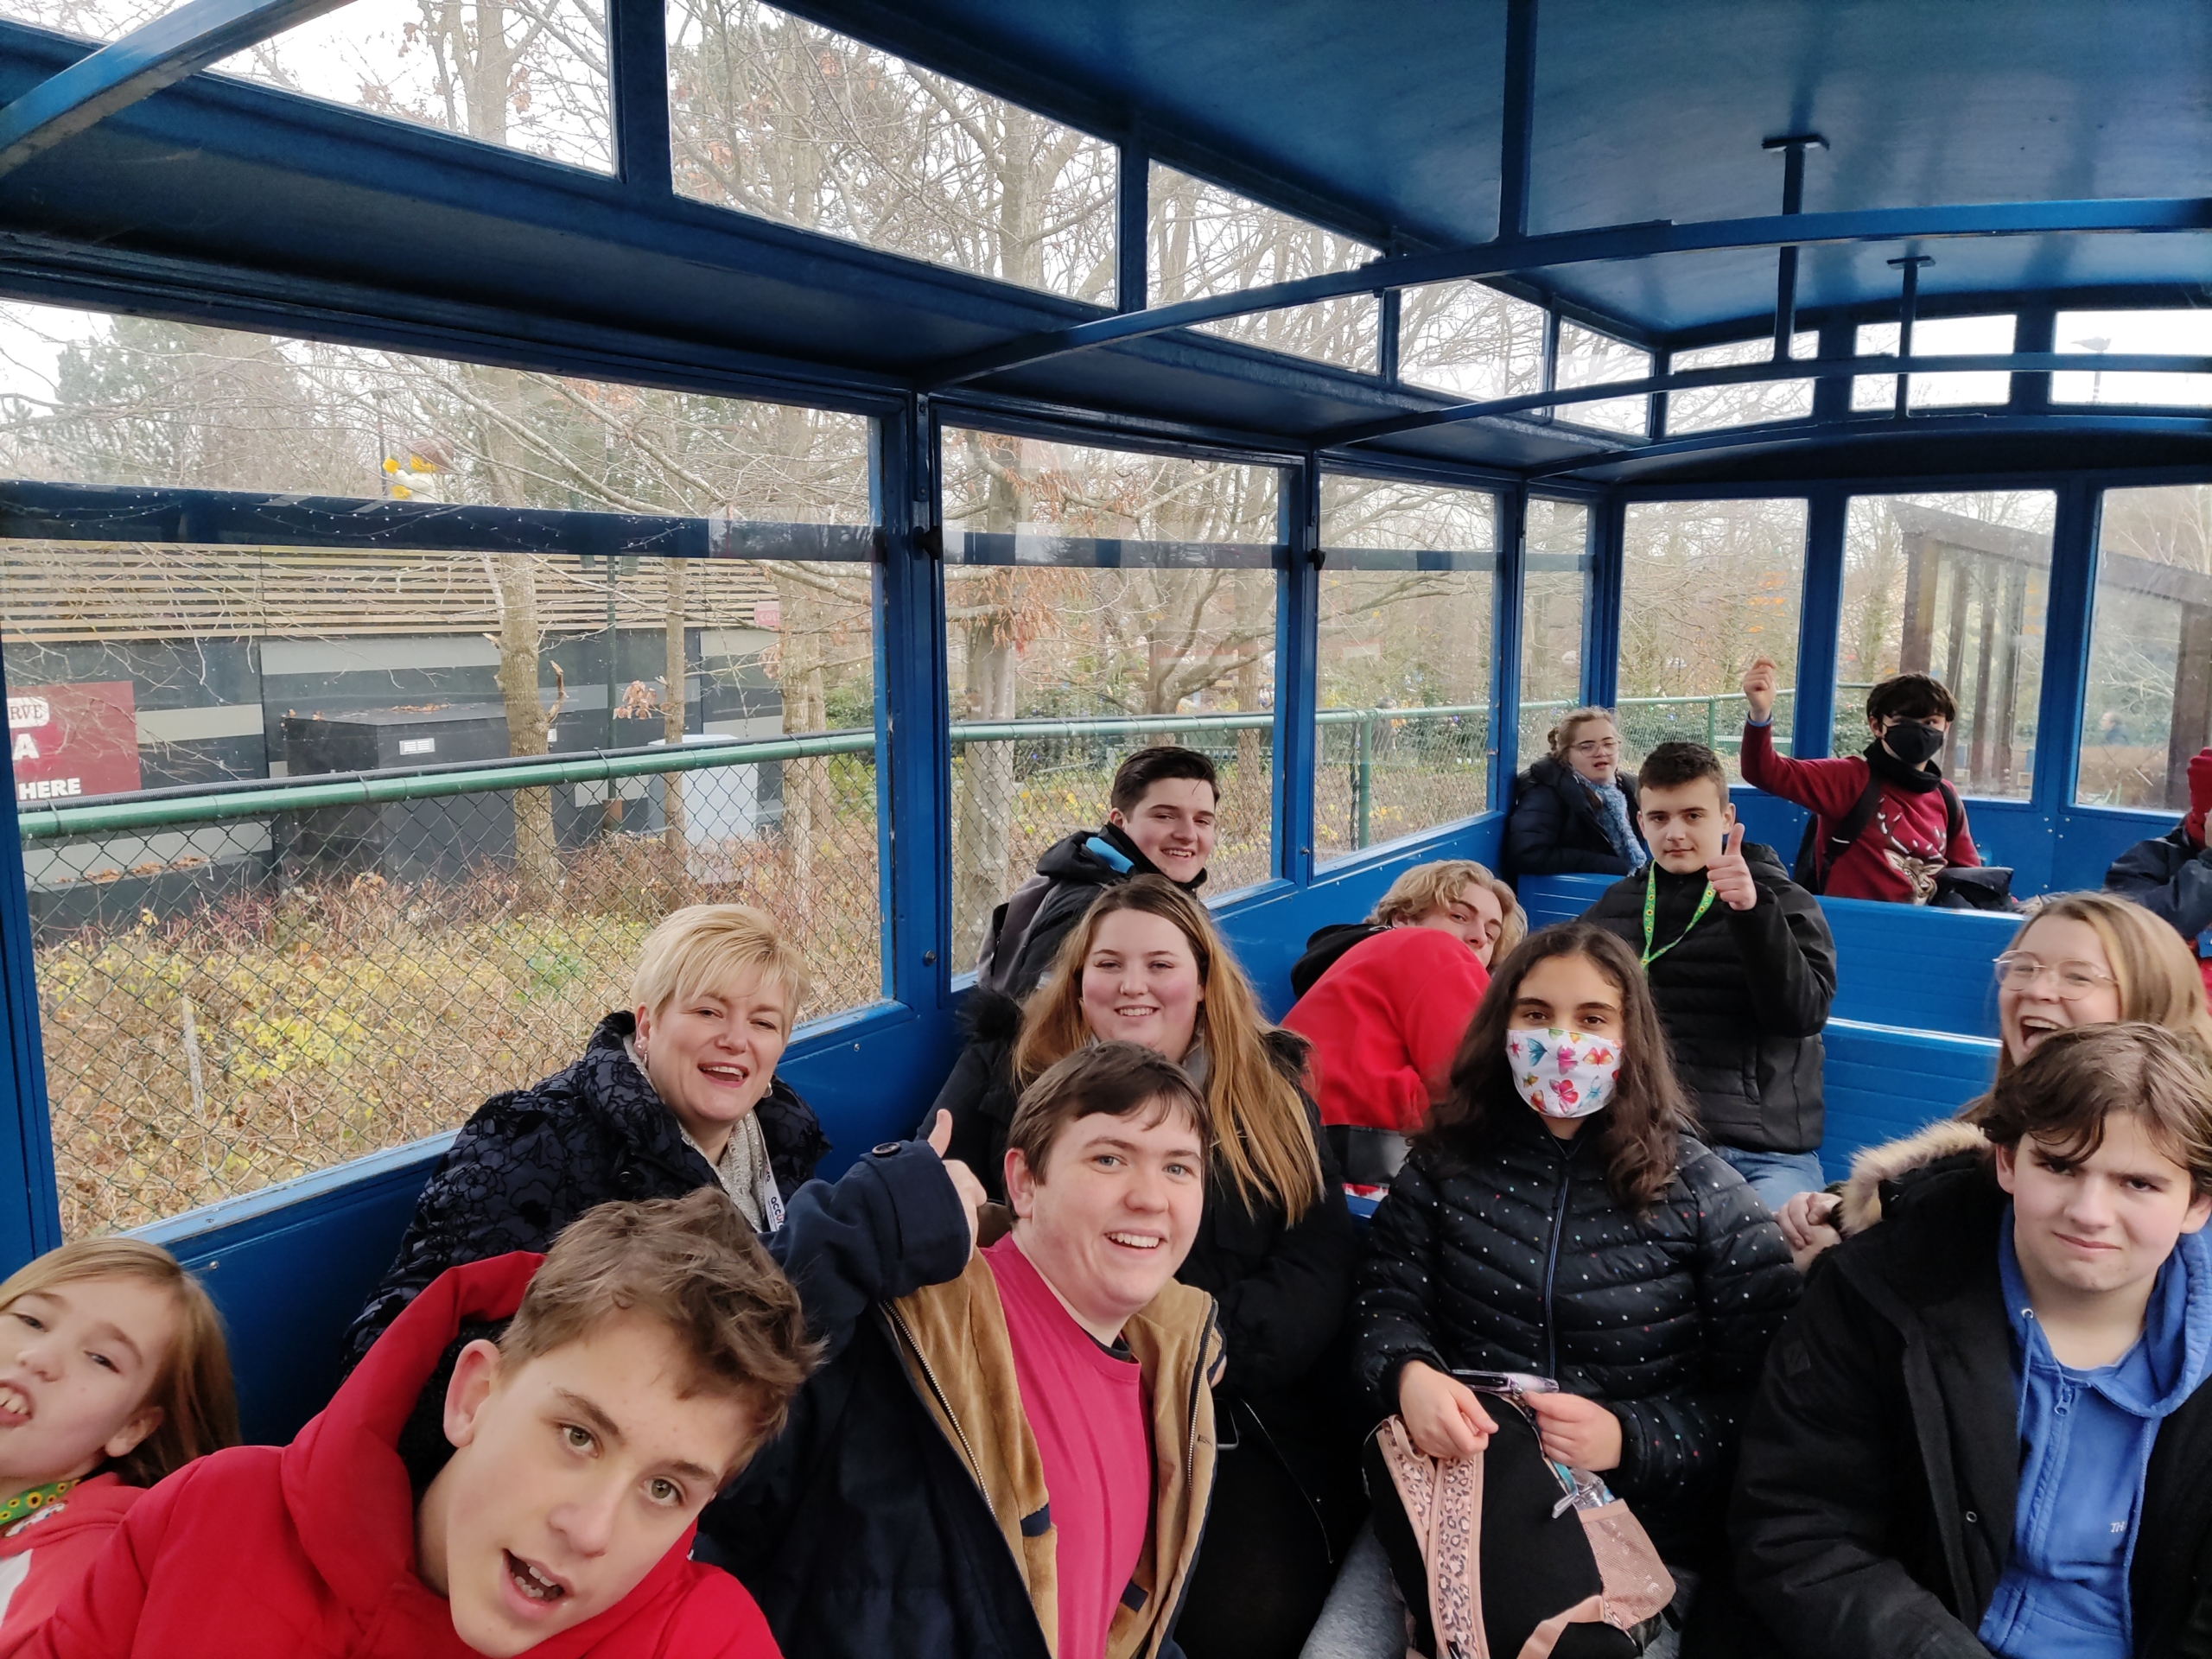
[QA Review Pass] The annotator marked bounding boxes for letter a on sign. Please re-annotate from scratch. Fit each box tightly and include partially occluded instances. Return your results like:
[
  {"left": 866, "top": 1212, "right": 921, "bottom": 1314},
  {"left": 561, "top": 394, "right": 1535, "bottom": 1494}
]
[{"left": 10, "top": 734, "right": 35, "bottom": 762}]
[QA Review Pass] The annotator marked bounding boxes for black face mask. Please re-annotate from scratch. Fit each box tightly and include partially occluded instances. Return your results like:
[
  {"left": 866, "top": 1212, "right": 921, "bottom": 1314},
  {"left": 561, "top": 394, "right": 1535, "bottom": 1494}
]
[{"left": 1881, "top": 720, "right": 1946, "bottom": 767}]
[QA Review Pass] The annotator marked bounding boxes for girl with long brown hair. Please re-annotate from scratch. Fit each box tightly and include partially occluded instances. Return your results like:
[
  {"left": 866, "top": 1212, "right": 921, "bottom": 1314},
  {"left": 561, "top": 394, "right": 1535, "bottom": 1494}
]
[
  {"left": 1332, "top": 923, "right": 1798, "bottom": 1653},
  {"left": 931, "top": 874, "right": 1357, "bottom": 1659}
]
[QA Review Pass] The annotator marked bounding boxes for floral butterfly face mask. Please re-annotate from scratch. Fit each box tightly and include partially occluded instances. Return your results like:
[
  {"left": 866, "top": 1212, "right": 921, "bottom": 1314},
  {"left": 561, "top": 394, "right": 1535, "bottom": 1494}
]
[{"left": 1504, "top": 1027, "right": 1621, "bottom": 1120}]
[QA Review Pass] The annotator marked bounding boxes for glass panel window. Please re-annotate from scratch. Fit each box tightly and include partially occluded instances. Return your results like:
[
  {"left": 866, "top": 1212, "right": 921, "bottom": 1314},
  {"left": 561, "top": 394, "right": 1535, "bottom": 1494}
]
[
  {"left": 669, "top": 1, "right": 1116, "bottom": 300},
  {"left": 940, "top": 429, "right": 1280, "bottom": 966},
  {"left": 1666, "top": 332, "right": 1818, "bottom": 435},
  {"left": 1149, "top": 165, "right": 1377, "bottom": 372},
  {"left": 1618, "top": 499, "right": 1808, "bottom": 779},
  {"left": 1399, "top": 282, "right": 1547, "bottom": 404},
  {"left": 1835, "top": 492, "right": 2055, "bottom": 798},
  {"left": 1554, "top": 321, "right": 1650, "bottom": 436},
  {"left": 2077, "top": 485, "right": 2212, "bottom": 810},
  {"left": 2055, "top": 311, "right": 2212, "bottom": 409},
  {"left": 1314, "top": 476, "right": 1495, "bottom": 861},
  {"left": 1518, "top": 498, "right": 1589, "bottom": 763},
  {"left": 1853, "top": 315, "right": 2014, "bottom": 410},
  {"left": 0, "top": 302, "right": 880, "bottom": 1235}
]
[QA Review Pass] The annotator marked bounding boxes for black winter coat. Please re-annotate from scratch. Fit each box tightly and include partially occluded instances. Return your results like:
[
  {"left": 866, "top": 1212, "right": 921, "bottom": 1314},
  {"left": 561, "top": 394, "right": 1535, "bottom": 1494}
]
[
  {"left": 1584, "top": 842, "right": 1836, "bottom": 1154},
  {"left": 344, "top": 1010, "right": 830, "bottom": 1365},
  {"left": 1503, "top": 758, "right": 1646, "bottom": 880},
  {"left": 976, "top": 823, "right": 1205, "bottom": 1000},
  {"left": 931, "top": 991, "right": 1358, "bottom": 1400},
  {"left": 2107, "top": 824, "right": 2212, "bottom": 944},
  {"left": 1732, "top": 1158, "right": 2212, "bottom": 1659},
  {"left": 1353, "top": 1109, "right": 1799, "bottom": 1563}
]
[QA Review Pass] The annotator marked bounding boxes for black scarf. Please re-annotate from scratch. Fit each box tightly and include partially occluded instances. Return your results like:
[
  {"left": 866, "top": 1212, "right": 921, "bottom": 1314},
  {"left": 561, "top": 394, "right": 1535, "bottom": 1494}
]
[{"left": 1863, "top": 737, "right": 1943, "bottom": 794}]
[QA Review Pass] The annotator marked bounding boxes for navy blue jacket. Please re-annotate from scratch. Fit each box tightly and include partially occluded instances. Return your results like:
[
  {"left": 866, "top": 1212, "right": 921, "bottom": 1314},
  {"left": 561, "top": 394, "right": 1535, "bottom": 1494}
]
[
  {"left": 1504, "top": 757, "right": 1646, "bottom": 880},
  {"left": 345, "top": 1010, "right": 831, "bottom": 1366},
  {"left": 2107, "top": 824, "right": 2212, "bottom": 947}
]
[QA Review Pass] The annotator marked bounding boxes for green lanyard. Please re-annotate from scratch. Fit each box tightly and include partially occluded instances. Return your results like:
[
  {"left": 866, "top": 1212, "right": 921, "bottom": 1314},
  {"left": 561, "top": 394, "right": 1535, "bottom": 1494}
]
[
  {"left": 0, "top": 1478, "right": 76, "bottom": 1531},
  {"left": 1639, "top": 862, "right": 1716, "bottom": 969}
]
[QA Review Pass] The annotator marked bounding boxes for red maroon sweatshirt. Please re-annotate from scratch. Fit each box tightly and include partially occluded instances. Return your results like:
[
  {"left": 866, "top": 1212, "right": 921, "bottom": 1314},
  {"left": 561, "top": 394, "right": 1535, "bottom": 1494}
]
[
  {"left": 1281, "top": 926, "right": 1490, "bottom": 1136},
  {"left": 0, "top": 1476, "right": 140, "bottom": 1656},
  {"left": 21, "top": 1254, "right": 781, "bottom": 1659},
  {"left": 1740, "top": 720, "right": 1979, "bottom": 905}
]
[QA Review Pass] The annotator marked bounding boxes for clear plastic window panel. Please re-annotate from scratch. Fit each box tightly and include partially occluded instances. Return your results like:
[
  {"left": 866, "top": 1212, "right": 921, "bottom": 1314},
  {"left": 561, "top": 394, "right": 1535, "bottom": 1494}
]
[
  {"left": 939, "top": 429, "right": 1281, "bottom": 969},
  {"left": 0, "top": 303, "right": 881, "bottom": 1235},
  {"left": 1148, "top": 164, "right": 1378, "bottom": 372},
  {"left": 1853, "top": 315, "right": 2015, "bottom": 410},
  {"left": 1517, "top": 498, "right": 1589, "bottom": 763},
  {"left": 1834, "top": 492, "right": 2054, "bottom": 799},
  {"left": 1553, "top": 321, "right": 1650, "bottom": 437},
  {"left": 2053, "top": 310, "right": 2212, "bottom": 409},
  {"left": 3, "top": 0, "right": 618, "bottom": 172},
  {"left": 1398, "top": 282, "right": 1548, "bottom": 404},
  {"left": 2076, "top": 485, "right": 2212, "bottom": 810},
  {"left": 1666, "top": 332, "right": 1819, "bottom": 435},
  {"left": 1313, "top": 476, "right": 1495, "bottom": 863},
  {"left": 1618, "top": 499, "right": 1808, "bottom": 780},
  {"left": 668, "top": 0, "right": 1116, "bottom": 300}
]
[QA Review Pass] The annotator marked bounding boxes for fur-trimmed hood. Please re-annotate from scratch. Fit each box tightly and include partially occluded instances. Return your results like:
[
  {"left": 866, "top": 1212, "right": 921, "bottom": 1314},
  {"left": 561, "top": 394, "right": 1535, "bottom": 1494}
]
[{"left": 1836, "top": 1118, "right": 1990, "bottom": 1235}]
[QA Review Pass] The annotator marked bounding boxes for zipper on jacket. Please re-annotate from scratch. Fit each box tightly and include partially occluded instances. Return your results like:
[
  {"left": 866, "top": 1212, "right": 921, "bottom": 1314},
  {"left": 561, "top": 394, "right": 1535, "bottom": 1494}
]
[
  {"left": 886, "top": 1304, "right": 997, "bottom": 1524},
  {"left": 1539, "top": 1141, "right": 1576, "bottom": 1382}
]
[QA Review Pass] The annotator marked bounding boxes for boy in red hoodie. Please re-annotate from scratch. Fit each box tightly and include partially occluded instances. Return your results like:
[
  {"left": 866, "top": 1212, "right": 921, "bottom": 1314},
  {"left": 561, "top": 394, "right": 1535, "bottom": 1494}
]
[
  {"left": 25, "top": 1188, "right": 830, "bottom": 1658},
  {"left": 1739, "top": 658, "right": 1980, "bottom": 904}
]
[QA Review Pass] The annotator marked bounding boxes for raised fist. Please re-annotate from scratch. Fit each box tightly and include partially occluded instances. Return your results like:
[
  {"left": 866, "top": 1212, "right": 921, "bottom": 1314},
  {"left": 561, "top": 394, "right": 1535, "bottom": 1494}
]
[{"left": 1741, "top": 658, "right": 1779, "bottom": 725}]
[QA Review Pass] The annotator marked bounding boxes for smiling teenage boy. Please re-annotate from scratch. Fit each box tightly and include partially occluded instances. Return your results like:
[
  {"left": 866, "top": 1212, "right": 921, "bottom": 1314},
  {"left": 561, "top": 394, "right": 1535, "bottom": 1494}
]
[
  {"left": 1586, "top": 741, "right": 1837, "bottom": 1211},
  {"left": 1734, "top": 1024, "right": 2212, "bottom": 1659},
  {"left": 1738, "top": 658, "right": 1980, "bottom": 904},
  {"left": 702, "top": 1040, "right": 1224, "bottom": 1659},
  {"left": 978, "top": 745, "right": 1219, "bottom": 1000},
  {"left": 23, "top": 1190, "right": 819, "bottom": 1658}
]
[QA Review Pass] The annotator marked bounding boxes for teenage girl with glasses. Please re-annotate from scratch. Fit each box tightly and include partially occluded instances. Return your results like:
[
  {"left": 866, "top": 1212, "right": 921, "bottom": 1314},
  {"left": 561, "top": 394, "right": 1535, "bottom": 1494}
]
[{"left": 1779, "top": 891, "right": 2212, "bottom": 1268}]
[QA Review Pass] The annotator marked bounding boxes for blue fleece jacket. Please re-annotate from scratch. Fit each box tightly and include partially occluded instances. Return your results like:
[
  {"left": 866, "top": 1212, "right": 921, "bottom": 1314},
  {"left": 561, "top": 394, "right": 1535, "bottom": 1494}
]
[{"left": 1977, "top": 1214, "right": 2212, "bottom": 1658}]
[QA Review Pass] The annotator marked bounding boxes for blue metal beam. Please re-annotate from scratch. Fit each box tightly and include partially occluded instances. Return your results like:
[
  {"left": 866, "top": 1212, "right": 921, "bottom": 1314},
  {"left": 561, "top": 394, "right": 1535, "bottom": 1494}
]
[
  {"left": 0, "top": 0, "right": 356, "bottom": 177},
  {"left": 1323, "top": 352, "right": 2212, "bottom": 448},
  {"left": 1497, "top": 0, "right": 1537, "bottom": 242},
  {"left": 920, "top": 197, "right": 2212, "bottom": 388}
]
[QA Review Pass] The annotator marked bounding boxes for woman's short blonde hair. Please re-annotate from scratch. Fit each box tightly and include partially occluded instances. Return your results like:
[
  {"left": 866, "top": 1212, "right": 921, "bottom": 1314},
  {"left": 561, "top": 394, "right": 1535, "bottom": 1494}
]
[
  {"left": 1997, "top": 892, "right": 2212, "bottom": 1082},
  {"left": 1371, "top": 859, "right": 1528, "bottom": 960},
  {"left": 1546, "top": 707, "right": 1619, "bottom": 762},
  {"left": 632, "top": 905, "right": 810, "bottom": 1033}
]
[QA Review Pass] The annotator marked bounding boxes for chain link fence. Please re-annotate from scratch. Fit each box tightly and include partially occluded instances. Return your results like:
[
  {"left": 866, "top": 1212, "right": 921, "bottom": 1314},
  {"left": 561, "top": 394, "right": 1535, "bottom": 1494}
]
[
  {"left": 23, "top": 739, "right": 881, "bottom": 1236},
  {"left": 1313, "top": 706, "right": 1490, "bottom": 861}
]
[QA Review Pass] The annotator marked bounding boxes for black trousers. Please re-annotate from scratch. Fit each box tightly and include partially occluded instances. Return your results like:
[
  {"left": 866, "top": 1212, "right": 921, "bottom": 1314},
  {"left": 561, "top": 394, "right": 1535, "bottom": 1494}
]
[{"left": 1173, "top": 1407, "right": 1348, "bottom": 1659}]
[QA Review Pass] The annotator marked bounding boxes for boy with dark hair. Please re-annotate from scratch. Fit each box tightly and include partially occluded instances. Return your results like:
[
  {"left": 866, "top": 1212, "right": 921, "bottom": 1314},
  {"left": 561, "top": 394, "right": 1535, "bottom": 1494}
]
[
  {"left": 1734, "top": 1023, "right": 2212, "bottom": 1659},
  {"left": 702, "top": 1041, "right": 1224, "bottom": 1659},
  {"left": 1586, "top": 741, "right": 1837, "bottom": 1210},
  {"left": 23, "top": 1188, "right": 835, "bottom": 1657},
  {"left": 977, "top": 744, "right": 1219, "bottom": 999},
  {"left": 1738, "top": 658, "right": 1980, "bottom": 904}
]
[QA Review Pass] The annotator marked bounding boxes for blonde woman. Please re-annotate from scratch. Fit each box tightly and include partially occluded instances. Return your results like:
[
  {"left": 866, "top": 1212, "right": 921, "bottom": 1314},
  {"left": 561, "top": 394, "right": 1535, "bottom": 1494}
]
[
  {"left": 347, "top": 904, "right": 977, "bottom": 1368},
  {"left": 931, "top": 875, "right": 1357, "bottom": 1659},
  {"left": 1779, "top": 891, "right": 2212, "bottom": 1269},
  {"left": 1503, "top": 705, "right": 1649, "bottom": 879}
]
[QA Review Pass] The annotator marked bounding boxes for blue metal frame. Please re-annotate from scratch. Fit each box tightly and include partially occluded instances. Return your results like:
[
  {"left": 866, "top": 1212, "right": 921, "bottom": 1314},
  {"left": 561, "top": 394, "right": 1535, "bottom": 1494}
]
[{"left": 1790, "top": 487, "right": 1850, "bottom": 761}]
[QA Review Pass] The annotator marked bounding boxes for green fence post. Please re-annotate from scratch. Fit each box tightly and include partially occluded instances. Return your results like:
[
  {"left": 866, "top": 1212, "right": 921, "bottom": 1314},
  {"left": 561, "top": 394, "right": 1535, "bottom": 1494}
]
[
  {"left": 1704, "top": 694, "right": 1717, "bottom": 748},
  {"left": 1356, "top": 711, "right": 1374, "bottom": 849}
]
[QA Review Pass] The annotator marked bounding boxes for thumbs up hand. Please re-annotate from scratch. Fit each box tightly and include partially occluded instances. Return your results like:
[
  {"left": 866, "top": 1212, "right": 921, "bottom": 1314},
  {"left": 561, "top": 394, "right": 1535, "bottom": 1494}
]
[{"left": 1707, "top": 820, "right": 1759, "bottom": 912}]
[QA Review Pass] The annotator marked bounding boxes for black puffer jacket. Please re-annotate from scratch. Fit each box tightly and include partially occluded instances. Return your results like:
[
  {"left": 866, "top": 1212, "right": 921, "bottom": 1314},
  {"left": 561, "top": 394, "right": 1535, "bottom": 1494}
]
[
  {"left": 1584, "top": 842, "right": 1836, "bottom": 1155},
  {"left": 1732, "top": 1156, "right": 2212, "bottom": 1659},
  {"left": 976, "top": 823, "right": 1205, "bottom": 1000},
  {"left": 1503, "top": 757, "right": 1646, "bottom": 879},
  {"left": 344, "top": 1010, "right": 830, "bottom": 1366},
  {"left": 1353, "top": 1109, "right": 1799, "bottom": 1562},
  {"left": 2107, "top": 823, "right": 2212, "bottom": 944}
]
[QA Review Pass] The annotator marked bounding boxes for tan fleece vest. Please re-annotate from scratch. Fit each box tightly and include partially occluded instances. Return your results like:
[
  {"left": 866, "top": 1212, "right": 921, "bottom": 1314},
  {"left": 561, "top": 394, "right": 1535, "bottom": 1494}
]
[{"left": 884, "top": 1252, "right": 1223, "bottom": 1659}]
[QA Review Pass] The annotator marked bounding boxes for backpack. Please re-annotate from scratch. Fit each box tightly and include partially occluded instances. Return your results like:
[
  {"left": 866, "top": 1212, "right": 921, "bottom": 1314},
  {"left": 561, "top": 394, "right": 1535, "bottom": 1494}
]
[
  {"left": 1368, "top": 1395, "right": 1675, "bottom": 1658},
  {"left": 1791, "top": 767, "right": 1964, "bottom": 894}
]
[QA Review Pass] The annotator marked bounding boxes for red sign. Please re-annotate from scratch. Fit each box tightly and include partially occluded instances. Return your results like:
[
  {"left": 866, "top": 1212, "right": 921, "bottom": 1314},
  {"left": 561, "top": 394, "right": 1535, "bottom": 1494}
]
[{"left": 10, "top": 682, "right": 141, "bottom": 804}]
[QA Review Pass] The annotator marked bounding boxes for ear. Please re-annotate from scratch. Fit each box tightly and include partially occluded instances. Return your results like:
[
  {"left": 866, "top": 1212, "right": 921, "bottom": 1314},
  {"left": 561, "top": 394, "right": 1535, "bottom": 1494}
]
[
  {"left": 1004, "top": 1147, "right": 1039, "bottom": 1221},
  {"left": 442, "top": 1338, "right": 505, "bottom": 1450},
  {"left": 1993, "top": 1141, "right": 2018, "bottom": 1196},
  {"left": 1105, "top": 807, "right": 1128, "bottom": 832},
  {"left": 2182, "top": 1191, "right": 2212, "bottom": 1236},
  {"left": 102, "top": 1402, "right": 163, "bottom": 1463},
  {"left": 1721, "top": 801, "right": 1739, "bottom": 829},
  {"left": 632, "top": 1004, "right": 655, "bottom": 1046}
]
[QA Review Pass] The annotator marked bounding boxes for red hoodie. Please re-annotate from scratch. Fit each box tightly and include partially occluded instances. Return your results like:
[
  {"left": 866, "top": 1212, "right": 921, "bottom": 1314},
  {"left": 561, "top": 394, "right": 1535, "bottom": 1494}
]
[
  {"left": 21, "top": 1255, "right": 779, "bottom": 1659},
  {"left": 1281, "top": 927, "right": 1490, "bottom": 1135},
  {"left": 0, "top": 1476, "right": 140, "bottom": 1656},
  {"left": 1739, "top": 721, "right": 1979, "bottom": 904}
]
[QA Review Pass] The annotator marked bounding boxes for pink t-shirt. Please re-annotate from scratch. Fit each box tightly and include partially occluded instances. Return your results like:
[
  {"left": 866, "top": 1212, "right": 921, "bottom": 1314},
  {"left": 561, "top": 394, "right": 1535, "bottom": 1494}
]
[{"left": 984, "top": 1235, "right": 1153, "bottom": 1659}]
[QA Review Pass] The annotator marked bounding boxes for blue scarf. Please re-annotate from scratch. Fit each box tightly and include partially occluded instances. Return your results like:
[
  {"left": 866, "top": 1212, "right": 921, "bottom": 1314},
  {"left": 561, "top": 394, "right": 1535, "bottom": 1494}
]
[{"left": 1589, "top": 779, "right": 1648, "bottom": 870}]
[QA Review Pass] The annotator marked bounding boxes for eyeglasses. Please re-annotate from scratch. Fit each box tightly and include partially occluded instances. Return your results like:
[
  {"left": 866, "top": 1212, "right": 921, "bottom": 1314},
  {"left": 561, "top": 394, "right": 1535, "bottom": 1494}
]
[
  {"left": 1993, "top": 952, "right": 2117, "bottom": 998},
  {"left": 1570, "top": 738, "right": 1621, "bottom": 755}
]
